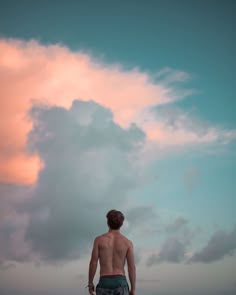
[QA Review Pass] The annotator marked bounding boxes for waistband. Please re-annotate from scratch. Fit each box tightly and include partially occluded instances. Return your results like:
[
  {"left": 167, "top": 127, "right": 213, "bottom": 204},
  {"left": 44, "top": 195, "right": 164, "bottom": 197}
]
[{"left": 100, "top": 275, "right": 125, "bottom": 278}]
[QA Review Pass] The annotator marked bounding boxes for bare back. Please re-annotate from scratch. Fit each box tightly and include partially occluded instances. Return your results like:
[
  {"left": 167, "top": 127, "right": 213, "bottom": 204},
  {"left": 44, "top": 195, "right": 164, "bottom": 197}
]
[{"left": 97, "top": 231, "right": 131, "bottom": 276}]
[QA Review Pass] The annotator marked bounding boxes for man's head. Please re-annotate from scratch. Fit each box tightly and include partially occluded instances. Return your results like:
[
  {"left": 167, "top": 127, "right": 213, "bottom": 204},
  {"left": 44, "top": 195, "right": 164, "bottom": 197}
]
[{"left": 106, "top": 209, "right": 125, "bottom": 230}]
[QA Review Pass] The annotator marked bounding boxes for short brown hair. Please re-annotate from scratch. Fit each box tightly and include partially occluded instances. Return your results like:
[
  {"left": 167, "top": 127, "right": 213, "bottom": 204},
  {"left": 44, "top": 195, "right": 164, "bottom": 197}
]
[{"left": 106, "top": 210, "right": 124, "bottom": 230}]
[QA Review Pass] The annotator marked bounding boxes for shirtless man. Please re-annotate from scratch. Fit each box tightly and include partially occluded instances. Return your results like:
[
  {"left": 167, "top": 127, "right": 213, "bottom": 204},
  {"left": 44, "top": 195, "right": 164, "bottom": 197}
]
[{"left": 88, "top": 210, "right": 136, "bottom": 295}]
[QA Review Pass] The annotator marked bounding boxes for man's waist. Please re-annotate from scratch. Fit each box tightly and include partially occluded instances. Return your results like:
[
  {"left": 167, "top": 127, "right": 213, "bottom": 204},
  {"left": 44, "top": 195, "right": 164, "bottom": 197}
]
[{"left": 100, "top": 274, "right": 125, "bottom": 278}]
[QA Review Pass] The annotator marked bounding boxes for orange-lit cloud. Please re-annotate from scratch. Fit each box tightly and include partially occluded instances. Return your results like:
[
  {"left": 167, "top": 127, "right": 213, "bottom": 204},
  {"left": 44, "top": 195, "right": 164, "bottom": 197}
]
[
  {"left": 0, "top": 153, "right": 41, "bottom": 185},
  {"left": 1, "top": 38, "right": 235, "bottom": 185},
  {"left": 0, "top": 38, "right": 176, "bottom": 185}
]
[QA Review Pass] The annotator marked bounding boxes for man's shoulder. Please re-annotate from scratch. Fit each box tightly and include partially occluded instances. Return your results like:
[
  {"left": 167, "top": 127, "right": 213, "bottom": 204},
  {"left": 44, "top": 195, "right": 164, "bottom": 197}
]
[
  {"left": 117, "top": 234, "right": 134, "bottom": 249},
  {"left": 120, "top": 233, "right": 131, "bottom": 242},
  {"left": 95, "top": 233, "right": 107, "bottom": 241}
]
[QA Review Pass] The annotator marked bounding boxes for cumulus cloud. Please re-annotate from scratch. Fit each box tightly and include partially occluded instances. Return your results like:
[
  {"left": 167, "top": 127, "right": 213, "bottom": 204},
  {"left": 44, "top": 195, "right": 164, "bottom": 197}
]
[
  {"left": 8, "top": 99, "right": 146, "bottom": 263},
  {"left": 1, "top": 38, "right": 235, "bottom": 185},
  {"left": 1, "top": 37, "right": 235, "bottom": 267},
  {"left": 189, "top": 227, "right": 236, "bottom": 263},
  {"left": 0, "top": 38, "right": 175, "bottom": 185}
]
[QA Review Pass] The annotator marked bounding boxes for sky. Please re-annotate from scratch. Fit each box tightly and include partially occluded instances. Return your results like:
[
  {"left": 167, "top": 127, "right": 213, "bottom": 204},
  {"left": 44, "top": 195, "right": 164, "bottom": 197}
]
[{"left": 0, "top": 0, "right": 236, "bottom": 294}]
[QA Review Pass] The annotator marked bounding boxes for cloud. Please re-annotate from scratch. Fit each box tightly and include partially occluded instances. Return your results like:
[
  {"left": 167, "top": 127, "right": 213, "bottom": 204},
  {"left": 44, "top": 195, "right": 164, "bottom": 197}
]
[
  {"left": 0, "top": 183, "right": 34, "bottom": 264},
  {"left": 1, "top": 37, "right": 235, "bottom": 266},
  {"left": 0, "top": 200, "right": 31, "bottom": 263},
  {"left": 8, "top": 99, "right": 146, "bottom": 263},
  {"left": 0, "top": 38, "right": 178, "bottom": 185},
  {"left": 165, "top": 217, "right": 188, "bottom": 233},
  {"left": 146, "top": 237, "right": 187, "bottom": 265},
  {"left": 189, "top": 227, "right": 236, "bottom": 263},
  {"left": 164, "top": 217, "right": 200, "bottom": 245},
  {"left": 1, "top": 38, "right": 235, "bottom": 185},
  {"left": 0, "top": 262, "right": 16, "bottom": 271},
  {"left": 123, "top": 206, "right": 165, "bottom": 243},
  {"left": 139, "top": 105, "right": 236, "bottom": 146},
  {"left": 145, "top": 217, "right": 200, "bottom": 265},
  {"left": 125, "top": 206, "right": 158, "bottom": 228}
]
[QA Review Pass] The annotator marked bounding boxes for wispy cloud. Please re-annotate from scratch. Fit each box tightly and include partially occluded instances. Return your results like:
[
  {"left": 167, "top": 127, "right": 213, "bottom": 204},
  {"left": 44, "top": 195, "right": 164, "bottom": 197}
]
[{"left": 139, "top": 105, "right": 236, "bottom": 146}]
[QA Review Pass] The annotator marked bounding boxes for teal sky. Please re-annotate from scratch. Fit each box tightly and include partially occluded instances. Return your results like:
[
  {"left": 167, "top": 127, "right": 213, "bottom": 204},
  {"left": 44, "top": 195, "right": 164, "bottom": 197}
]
[{"left": 0, "top": 1, "right": 235, "bottom": 295}]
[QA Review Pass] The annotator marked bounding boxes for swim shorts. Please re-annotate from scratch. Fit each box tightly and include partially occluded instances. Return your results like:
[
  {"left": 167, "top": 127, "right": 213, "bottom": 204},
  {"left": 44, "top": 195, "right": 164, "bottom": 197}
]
[{"left": 96, "top": 275, "right": 129, "bottom": 295}]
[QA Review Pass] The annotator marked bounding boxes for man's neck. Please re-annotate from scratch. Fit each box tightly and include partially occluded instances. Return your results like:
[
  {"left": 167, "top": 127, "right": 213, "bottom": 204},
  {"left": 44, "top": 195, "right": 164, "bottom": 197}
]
[{"left": 108, "top": 229, "right": 120, "bottom": 234}]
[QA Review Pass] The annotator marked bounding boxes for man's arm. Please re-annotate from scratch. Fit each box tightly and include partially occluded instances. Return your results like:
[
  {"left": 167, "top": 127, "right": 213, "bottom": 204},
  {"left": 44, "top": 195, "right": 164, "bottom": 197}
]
[
  {"left": 127, "top": 241, "right": 136, "bottom": 294},
  {"left": 88, "top": 237, "right": 99, "bottom": 293}
]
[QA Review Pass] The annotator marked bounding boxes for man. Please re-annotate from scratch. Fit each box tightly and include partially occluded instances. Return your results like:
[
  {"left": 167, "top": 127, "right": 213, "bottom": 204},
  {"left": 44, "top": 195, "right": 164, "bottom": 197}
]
[{"left": 88, "top": 209, "right": 136, "bottom": 295}]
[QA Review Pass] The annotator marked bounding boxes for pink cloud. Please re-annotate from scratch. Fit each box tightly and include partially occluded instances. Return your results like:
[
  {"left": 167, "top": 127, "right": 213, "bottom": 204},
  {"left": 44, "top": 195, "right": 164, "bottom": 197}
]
[
  {"left": 0, "top": 38, "right": 234, "bottom": 185},
  {"left": 0, "top": 38, "right": 181, "bottom": 185}
]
